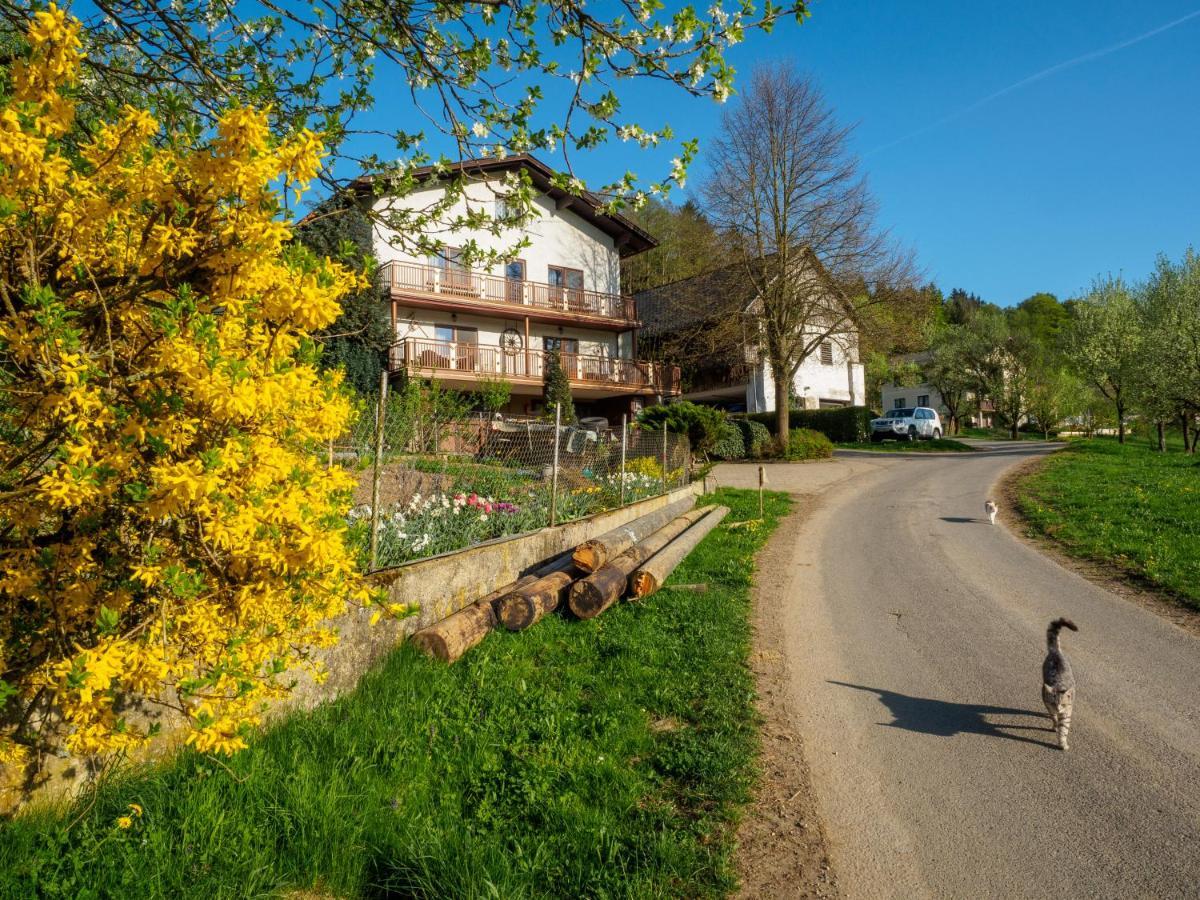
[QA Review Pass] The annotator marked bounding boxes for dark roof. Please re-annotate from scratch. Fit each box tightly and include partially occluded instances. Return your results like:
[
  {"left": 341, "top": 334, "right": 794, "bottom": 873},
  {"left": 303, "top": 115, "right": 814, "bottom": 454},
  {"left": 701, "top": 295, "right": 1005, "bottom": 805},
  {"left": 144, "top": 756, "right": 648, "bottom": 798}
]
[
  {"left": 636, "top": 247, "right": 853, "bottom": 337},
  {"left": 352, "top": 154, "right": 658, "bottom": 259},
  {"left": 635, "top": 258, "right": 762, "bottom": 336}
]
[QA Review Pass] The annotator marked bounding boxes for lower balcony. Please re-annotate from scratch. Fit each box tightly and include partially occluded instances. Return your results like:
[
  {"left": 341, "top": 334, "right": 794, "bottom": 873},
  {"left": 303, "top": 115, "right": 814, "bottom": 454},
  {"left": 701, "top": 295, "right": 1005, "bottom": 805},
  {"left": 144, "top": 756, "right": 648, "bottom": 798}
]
[{"left": 389, "top": 339, "right": 680, "bottom": 399}]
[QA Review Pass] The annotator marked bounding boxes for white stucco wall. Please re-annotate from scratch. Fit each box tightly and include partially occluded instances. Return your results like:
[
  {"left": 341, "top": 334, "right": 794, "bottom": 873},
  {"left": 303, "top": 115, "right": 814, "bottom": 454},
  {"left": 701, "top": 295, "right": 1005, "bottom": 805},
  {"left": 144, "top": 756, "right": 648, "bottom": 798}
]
[
  {"left": 372, "top": 179, "right": 621, "bottom": 295},
  {"left": 744, "top": 334, "right": 865, "bottom": 413}
]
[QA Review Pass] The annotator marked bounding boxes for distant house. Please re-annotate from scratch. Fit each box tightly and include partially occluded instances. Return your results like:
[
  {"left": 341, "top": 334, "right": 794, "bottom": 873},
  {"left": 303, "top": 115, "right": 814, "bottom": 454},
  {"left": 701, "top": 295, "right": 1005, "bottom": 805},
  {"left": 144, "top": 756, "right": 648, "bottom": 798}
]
[
  {"left": 356, "top": 154, "right": 680, "bottom": 422},
  {"left": 634, "top": 248, "right": 866, "bottom": 413},
  {"left": 879, "top": 353, "right": 995, "bottom": 428}
]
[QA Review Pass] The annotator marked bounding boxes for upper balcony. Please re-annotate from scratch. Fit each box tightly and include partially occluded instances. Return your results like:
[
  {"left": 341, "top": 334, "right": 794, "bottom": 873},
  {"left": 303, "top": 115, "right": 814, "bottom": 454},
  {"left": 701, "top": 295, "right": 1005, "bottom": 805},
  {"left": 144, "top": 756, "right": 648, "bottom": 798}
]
[{"left": 382, "top": 260, "right": 638, "bottom": 330}]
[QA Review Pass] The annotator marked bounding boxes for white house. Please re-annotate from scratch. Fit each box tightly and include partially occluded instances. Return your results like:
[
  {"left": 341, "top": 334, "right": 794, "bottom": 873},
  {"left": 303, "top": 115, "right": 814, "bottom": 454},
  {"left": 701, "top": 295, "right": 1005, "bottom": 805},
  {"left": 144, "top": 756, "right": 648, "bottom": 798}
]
[
  {"left": 635, "top": 249, "right": 866, "bottom": 413},
  {"left": 360, "top": 155, "right": 679, "bottom": 421},
  {"left": 879, "top": 353, "right": 995, "bottom": 427}
]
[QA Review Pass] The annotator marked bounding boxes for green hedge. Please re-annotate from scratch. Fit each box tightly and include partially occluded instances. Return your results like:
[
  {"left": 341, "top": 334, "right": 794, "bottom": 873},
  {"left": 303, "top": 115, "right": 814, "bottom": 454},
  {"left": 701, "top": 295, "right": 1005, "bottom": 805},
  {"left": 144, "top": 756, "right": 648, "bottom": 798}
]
[
  {"left": 742, "top": 406, "right": 877, "bottom": 443},
  {"left": 710, "top": 419, "right": 772, "bottom": 460},
  {"left": 711, "top": 422, "right": 747, "bottom": 460},
  {"left": 785, "top": 428, "right": 834, "bottom": 460}
]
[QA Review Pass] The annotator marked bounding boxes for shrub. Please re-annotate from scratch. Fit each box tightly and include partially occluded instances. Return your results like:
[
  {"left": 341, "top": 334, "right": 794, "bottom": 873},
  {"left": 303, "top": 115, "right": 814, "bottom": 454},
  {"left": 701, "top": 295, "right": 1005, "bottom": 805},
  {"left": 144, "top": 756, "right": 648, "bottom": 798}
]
[
  {"left": 637, "top": 401, "right": 725, "bottom": 456},
  {"left": 543, "top": 348, "right": 577, "bottom": 423},
  {"left": 790, "top": 406, "right": 876, "bottom": 442},
  {"left": 0, "top": 10, "right": 375, "bottom": 774},
  {"left": 785, "top": 428, "right": 835, "bottom": 460},
  {"left": 732, "top": 419, "right": 773, "bottom": 458},
  {"left": 711, "top": 422, "right": 747, "bottom": 460}
]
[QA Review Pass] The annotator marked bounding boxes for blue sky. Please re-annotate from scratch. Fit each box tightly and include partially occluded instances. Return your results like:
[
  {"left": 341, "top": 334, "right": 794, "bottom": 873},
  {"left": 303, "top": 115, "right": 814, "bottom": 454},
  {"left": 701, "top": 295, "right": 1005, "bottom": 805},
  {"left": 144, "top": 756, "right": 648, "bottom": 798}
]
[
  {"left": 333, "top": 1, "right": 1200, "bottom": 305},
  {"left": 589, "top": 0, "right": 1200, "bottom": 305}
]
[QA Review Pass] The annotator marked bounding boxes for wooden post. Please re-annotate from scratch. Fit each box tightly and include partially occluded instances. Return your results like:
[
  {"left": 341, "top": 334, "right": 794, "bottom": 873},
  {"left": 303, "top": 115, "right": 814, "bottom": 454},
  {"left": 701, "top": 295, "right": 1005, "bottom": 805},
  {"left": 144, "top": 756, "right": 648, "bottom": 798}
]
[
  {"left": 573, "top": 495, "right": 696, "bottom": 572},
  {"left": 630, "top": 506, "right": 730, "bottom": 598},
  {"left": 569, "top": 505, "right": 713, "bottom": 618},
  {"left": 758, "top": 465, "right": 766, "bottom": 520},
  {"left": 549, "top": 402, "right": 562, "bottom": 527},
  {"left": 619, "top": 413, "right": 628, "bottom": 507},
  {"left": 496, "top": 569, "right": 577, "bottom": 631},
  {"left": 327, "top": 437, "right": 333, "bottom": 469},
  {"left": 369, "top": 370, "right": 389, "bottom": 570}
]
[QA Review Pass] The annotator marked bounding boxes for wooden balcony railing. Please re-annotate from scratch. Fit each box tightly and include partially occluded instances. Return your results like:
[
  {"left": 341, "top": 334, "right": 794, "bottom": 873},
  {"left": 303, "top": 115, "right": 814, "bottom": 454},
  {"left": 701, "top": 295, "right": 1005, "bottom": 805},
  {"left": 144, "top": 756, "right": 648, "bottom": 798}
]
[
  {"left": 383, "top": 260, "right": 637, "bottom": 323},
  {"left": 391, "top": 339, "right": 679, "bottom": 394}
]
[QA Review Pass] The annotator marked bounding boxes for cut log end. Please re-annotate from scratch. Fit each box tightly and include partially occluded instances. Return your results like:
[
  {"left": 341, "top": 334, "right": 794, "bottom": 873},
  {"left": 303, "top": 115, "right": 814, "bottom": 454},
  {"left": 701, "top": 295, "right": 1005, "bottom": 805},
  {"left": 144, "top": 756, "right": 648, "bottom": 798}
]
[
  {"left": 631, "top": 571, "right": 657, "bottom": 598},
  {"left": 572, "top": 542, "right": 602, "bottom": 573}
]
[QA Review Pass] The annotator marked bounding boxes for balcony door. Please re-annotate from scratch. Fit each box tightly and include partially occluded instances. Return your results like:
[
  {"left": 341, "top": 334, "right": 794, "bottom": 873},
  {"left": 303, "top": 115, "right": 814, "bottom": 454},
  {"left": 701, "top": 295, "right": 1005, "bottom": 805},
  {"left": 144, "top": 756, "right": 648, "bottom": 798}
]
[
  {"left": 504, "top": 259, "right": 526, "bottom": 305},
  {"left": 544, "top": 336, "right": 578, "bottom": 380},
  {"left": 429, "top": 248, "right": 473, "bottom": 296},
  {"left": 547, "top": 265, "right": 584, "bottom": 310},
  {"left": 434, "top": 324, "right": 478, "bottom": 373}
]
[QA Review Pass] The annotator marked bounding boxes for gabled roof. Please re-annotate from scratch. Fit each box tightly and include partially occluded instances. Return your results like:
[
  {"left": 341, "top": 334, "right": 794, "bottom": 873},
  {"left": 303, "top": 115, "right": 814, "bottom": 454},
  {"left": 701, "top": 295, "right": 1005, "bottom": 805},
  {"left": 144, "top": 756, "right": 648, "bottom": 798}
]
[
  {"left": 636, "top": 247, "right": 856, "bottom": 336},
  {"left": 353, "top": 154, "right": 658, "bottom": 258}
]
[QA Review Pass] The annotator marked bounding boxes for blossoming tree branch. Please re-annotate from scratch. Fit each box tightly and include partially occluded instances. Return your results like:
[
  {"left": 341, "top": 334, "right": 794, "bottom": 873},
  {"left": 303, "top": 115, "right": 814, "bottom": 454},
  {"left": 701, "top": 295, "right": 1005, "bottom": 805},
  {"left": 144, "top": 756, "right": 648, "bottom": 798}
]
[
  {"left": 0, "top": 0, "right": 808, "bottom": 265},
  {"left": 0, "top": 6, "right": 397, "bottom": 777}
]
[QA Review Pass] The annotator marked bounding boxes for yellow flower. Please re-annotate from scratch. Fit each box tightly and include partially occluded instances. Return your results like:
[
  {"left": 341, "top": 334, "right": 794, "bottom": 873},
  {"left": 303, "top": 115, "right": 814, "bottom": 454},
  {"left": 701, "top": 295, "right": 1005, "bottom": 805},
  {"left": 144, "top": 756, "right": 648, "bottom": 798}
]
[
  {"left": 128, "top": 803, "right": 143, "bottom": 817},
  {"left": 116, "top": 816, "right": 133, "bottom": 830}
]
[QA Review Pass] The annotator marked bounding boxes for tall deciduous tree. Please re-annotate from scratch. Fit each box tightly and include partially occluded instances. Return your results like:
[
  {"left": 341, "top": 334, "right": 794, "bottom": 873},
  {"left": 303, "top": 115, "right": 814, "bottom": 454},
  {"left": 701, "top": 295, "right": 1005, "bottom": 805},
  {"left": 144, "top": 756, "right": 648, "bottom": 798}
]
[
  {"left": 621, "top": 198, "right": 727, "bottom": 294},
  {"left": 1142, "top": 249, "right": 1200, "bottom": 451},
  {"left": 1065, "top": 277, "right": 1144, "bottom": 443},
  {"left": 702, "top": 63, "right": 916, "bottom": 446}
]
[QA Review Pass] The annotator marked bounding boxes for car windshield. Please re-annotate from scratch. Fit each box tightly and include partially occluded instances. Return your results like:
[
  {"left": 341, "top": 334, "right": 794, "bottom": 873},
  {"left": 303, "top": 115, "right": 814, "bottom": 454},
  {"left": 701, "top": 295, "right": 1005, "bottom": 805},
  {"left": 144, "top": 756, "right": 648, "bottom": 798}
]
[{"left": 888, "top": 409, "right": 914, "bottom": 418}]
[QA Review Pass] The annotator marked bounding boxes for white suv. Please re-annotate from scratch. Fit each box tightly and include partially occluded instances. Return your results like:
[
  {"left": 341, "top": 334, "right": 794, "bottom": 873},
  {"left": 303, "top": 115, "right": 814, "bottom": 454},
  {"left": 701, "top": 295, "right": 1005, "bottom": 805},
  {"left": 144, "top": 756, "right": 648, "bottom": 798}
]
[{"left": 870, "top": 407, "right": 943, "bottom": 442}]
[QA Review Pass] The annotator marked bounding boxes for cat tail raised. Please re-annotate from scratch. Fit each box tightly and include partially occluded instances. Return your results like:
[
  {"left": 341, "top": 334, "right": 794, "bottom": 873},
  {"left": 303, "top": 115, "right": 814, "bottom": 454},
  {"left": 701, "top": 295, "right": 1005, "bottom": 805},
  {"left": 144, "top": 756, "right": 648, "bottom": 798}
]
[{"left": 1047, "top": 617, "right": 1078, "bottom": 648}]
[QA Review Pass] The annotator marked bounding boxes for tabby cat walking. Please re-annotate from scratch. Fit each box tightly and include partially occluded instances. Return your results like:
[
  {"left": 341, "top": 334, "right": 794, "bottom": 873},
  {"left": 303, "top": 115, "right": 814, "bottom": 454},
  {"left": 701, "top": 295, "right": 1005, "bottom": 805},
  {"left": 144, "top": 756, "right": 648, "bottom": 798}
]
[{"left": 1042, "top": 618, "right": 1079, "bottom": 751}]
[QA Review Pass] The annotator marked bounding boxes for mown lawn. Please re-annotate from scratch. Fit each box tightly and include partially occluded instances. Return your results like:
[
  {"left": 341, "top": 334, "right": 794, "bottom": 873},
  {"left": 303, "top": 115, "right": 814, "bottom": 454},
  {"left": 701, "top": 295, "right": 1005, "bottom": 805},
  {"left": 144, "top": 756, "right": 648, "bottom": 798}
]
[
  {"left": 1016, "top": 438, "right": 1200, "bottom": 608},
  {"left": 836, "top": 438, "right": 975, "bottom": 453},
  {"left": 0, "top": 487, "right": 790, "bottom": 900}
]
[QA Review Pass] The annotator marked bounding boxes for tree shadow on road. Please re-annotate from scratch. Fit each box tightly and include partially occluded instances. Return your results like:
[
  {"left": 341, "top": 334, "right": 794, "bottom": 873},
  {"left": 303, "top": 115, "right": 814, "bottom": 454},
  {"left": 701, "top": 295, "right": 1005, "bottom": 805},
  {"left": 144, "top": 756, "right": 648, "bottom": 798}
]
[{"left": 828, "top": 681, "right": 1058, "bottom": 749}]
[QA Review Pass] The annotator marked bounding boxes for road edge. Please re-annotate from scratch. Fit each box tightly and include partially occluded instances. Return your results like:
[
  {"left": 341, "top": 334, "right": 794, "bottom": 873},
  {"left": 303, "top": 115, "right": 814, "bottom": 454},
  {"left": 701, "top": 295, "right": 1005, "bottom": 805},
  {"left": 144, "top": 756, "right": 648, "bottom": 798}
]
[
  {"left": 994, "top": 454, "right": 1200, "bottom": 640},
  {"left": 734, "top": 492, "right": 840, "bottom": 900}
]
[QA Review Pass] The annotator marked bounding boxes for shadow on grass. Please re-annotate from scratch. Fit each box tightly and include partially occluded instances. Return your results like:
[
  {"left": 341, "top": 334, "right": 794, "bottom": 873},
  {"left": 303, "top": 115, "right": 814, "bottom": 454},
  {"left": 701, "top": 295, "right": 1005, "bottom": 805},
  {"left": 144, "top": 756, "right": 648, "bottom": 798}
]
[{"left": 828, "top": 681, "right": 1057, "bottom": 749}]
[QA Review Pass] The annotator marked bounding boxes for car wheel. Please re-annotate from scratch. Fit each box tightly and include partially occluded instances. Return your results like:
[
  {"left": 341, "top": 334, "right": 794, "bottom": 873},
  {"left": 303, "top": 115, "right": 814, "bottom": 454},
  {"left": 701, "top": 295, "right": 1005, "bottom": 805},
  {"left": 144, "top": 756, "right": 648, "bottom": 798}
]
[
  {"left": 933, "top": 428, "right": 942, "bottom": 440},
  {"left": 907, "top": 427, "right": 917, "bottom": 441}
]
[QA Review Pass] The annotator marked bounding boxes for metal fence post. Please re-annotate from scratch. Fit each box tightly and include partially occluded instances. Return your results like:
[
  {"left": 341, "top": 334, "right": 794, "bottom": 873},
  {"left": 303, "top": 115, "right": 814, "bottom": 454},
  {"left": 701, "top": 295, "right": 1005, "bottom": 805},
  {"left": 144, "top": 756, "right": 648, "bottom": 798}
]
[
  {"left": 549, "top": 403, "right": 562, "bottom": 527},
  {"left": 369, "top": 370, "right": 388, "bottom": 570},
  {"left": 619, "top": 413, "right": 628, "bottom": 507},
  {"left": 660, "top": 426, "right": 668, "bottom": 495}
]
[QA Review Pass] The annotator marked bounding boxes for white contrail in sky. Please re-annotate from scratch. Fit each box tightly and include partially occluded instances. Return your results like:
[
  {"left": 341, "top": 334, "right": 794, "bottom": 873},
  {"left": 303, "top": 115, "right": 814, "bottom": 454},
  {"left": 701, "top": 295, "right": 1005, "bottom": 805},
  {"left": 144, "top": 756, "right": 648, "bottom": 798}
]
[{"left": 864, "top": 7, "right": 1200, "bottom": 157}]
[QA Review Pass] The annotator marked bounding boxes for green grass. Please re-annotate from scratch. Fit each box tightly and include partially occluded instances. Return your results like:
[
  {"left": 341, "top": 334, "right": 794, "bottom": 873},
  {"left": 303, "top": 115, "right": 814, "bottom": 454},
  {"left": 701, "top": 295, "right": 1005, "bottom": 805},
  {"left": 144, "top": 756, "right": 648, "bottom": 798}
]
[
  {"left": 1016, "top": 438, "right": 1200, "bottom": 608},
  {"left": 1, "top": 487, "right": 790, "bottom": 900},
  {"left": 835, "top": 438, "right": 976, "bottom": 453},
  {"left": 958, "top": 427, "right": 1060, "bottom": 441}
]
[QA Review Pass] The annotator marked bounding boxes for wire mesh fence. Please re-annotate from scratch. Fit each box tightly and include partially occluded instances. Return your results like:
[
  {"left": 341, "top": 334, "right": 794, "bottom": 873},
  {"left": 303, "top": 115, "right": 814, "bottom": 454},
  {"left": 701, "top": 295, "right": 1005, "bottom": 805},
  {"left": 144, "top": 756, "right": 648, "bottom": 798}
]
[{"left": 331, "top": 390, "right": 691, "bottom": 571}]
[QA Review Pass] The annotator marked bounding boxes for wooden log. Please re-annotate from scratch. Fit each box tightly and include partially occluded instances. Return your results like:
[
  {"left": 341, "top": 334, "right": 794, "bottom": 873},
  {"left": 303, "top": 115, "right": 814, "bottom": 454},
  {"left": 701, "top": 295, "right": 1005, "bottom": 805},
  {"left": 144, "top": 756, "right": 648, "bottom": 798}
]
[
  {"left": 410, "top": 551, "right": 575, "bottom": 661},
  {"left": 630, "top": 505, "right": 730, "bottom": 599},
  {"left": 572, "top": 495, "right": 695, "bottom": 573},
  {"left": 496, "top": 569, "right": 578, "bottom": 631},
  {"left": 568, "top": 506, "right": 713, "bottom": 619}
]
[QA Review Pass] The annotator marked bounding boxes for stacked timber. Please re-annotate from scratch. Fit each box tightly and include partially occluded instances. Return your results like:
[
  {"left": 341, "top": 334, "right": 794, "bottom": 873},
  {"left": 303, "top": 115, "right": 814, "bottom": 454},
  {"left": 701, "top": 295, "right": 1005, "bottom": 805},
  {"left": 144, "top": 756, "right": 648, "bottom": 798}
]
[
  {"left": 572, "top": 496, "right": 695, "bottom": 572},
  {"left": 410, "top": 495, "right": 731, "bottom": 663},
  {"left": 568, "top": 505, "right": 714, "bottom": 619},
  {"left": 630, "top": 505, "right": 729, "bottom": 598},
  {"left": 409, "top": 552, "right": 573, "bottom": 661}
]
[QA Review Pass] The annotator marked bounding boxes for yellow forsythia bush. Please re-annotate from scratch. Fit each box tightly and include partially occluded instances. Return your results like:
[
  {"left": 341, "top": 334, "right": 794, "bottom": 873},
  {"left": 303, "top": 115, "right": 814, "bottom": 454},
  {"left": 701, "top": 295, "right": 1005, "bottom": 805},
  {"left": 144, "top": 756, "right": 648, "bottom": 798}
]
[{"left": 0, "top": 7, "right": 373, "bottom": 774}]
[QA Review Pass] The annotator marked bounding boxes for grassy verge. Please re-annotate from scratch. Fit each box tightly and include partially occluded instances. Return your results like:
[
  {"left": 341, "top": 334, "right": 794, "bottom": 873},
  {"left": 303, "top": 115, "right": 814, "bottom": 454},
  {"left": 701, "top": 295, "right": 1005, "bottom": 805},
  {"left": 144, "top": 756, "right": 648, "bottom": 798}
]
[
  {"left": 1, "top": 487, "right": 790, "bottom": 899},
  {"left": 836, "top": 438, "right": 975, "bottom": 453},
  {"left": 1016, "top": 438, "right": 1200, "bottom": 609},
  {"left": 959, "top": 427, "right": 1059, "bottom": 441}
]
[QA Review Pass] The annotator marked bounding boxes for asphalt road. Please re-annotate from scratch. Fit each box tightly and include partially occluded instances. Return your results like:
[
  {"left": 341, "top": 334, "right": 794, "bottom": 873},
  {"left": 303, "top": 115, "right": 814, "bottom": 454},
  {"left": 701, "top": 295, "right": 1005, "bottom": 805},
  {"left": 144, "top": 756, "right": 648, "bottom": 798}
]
[{"left": 753, "top": 443, "right": 1200, "bottom": 899}]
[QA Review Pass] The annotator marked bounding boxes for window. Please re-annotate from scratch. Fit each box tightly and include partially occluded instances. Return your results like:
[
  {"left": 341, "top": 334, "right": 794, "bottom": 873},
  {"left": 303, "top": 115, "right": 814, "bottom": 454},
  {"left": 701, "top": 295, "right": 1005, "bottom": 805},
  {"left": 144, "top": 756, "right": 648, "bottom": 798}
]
[
  {"left": 547, "top": 265, "right": 585, "bottom": 308},
  {"left": 820, "top": 342, "right": 834, "bottom": 365},
  {"left": 917, "top": 394, "right": 929, "bottom": 407},
  {"left": 543, "top": 336, "right": 579, "bottom": 379},
  {"left": 427, "top": 247, "right": 472, "bottom": 293},
  {"left": 894, "top": 398, "right": 906, "bottom": 410},
  {"left": 495, "top": 196, "right": 511, "bottom": 220}
]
